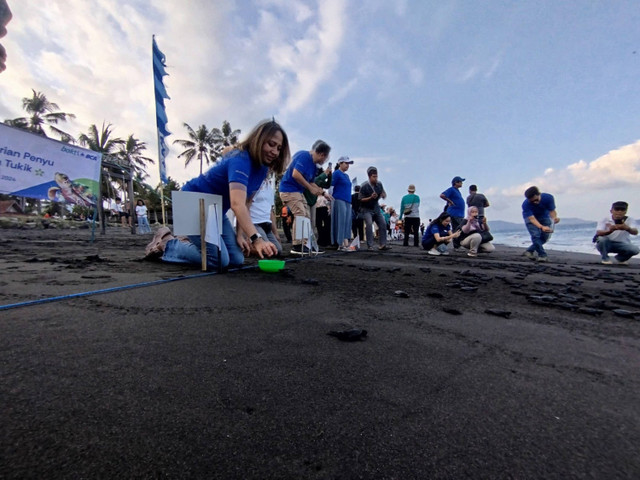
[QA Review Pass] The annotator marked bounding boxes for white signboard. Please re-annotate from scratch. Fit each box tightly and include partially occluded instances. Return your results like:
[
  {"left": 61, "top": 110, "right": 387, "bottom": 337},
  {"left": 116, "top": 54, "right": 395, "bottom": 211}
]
[
  {"left": 0, "top": 123, "right": 102, "bottom": 205},
  {"left": 171, "top": 191, "right": 223, "bottom": 241}
]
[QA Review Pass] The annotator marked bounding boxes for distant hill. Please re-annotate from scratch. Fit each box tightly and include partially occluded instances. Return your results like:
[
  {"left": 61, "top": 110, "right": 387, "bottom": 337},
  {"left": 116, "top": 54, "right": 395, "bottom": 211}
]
[{"left": 489, "top": 218, "right": 596, "bottom": 232}]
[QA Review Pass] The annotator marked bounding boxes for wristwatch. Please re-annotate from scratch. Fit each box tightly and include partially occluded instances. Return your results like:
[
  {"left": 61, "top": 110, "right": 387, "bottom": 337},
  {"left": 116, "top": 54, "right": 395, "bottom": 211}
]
[{"left": 250, "top": 233, "right": 263, "bottom": 244}]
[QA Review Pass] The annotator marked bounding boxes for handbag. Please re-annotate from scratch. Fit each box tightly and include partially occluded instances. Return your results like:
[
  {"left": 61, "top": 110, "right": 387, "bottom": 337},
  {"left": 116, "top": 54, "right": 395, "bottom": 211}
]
[
  {"left": 480, "top": 231, "right": 493, "bottom": 244},
  {"left": 403, "top": 203, "right": 413, "bottom": 215}
]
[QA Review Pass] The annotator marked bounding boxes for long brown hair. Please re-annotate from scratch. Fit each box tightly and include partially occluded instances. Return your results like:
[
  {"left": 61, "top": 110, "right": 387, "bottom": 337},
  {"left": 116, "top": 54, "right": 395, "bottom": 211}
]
[{"left": 237, "top": 119, "right": 290, "bottom": 176}]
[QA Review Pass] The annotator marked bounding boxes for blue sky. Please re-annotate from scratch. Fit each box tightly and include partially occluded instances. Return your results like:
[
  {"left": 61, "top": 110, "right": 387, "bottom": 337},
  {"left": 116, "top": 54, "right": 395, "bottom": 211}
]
[{"left": 1, "top": 0, "right": 639, "bottom": 222}]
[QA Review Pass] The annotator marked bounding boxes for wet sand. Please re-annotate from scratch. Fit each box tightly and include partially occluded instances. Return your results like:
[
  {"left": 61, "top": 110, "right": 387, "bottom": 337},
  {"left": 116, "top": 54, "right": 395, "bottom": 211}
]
[{"left": 1, "top": 226, "right": 640, "bottom": 478}]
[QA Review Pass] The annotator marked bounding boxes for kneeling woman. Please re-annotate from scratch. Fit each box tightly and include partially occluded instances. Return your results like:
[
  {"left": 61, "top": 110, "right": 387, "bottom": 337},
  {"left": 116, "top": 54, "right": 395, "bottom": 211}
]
[
  {"left": 151, "top": 119, "right": 290, "bottom": 270},
  {"left": 460, "top": 206, "right": 495, "bottom": 257},
  {"left": 422, "top": 212, "right": 461, "bottom": 256}
]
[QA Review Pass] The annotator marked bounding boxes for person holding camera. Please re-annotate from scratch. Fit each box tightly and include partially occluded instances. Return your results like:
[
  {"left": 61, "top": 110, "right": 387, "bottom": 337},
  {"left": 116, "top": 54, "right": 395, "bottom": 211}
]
[
  {"left": 459, "top": 206, "right": 495, "bottom": 257},
  {"left": 594, "top": 201, "right": 639, "bottom": 265}
]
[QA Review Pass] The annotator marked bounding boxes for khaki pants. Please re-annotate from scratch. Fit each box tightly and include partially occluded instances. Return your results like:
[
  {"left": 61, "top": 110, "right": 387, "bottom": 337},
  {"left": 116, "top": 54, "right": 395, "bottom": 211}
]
[{"left": 280, "top": 192, "right": 311, "bottom": 246}]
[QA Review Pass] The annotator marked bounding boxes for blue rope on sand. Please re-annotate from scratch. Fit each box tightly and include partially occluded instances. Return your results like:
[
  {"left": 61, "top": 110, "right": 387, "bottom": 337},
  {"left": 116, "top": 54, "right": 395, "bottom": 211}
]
[
  {"left": 0, "top": 254, "right": 317, "bottom": 312},
  {"left": 0, "top": 265, "right": 253, "bottom": 312}
]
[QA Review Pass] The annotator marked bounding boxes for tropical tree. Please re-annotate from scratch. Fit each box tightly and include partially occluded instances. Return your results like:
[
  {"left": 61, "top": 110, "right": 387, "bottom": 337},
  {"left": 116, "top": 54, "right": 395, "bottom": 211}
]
[
  {"left": 210, "top": 120, "right": 241, "bottom": 162},
  {"left": 4, "top": 89, "right": 76, "bottom": 142},
  {"left": 172, "top": 123, "right": 215, "bottom": 175},
  {"left": 78, "top": 122, "right": 124, "bottom": 153},
  {"left": 118, "top": 134, "right": 154, "bottom": 178},
  {"left": 78, "top": 122, "right": 125, "bottom": 200}
]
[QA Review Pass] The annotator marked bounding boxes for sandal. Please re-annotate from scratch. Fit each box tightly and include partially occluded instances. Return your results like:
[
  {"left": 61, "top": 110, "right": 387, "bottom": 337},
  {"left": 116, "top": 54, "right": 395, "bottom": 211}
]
[{"left": 144, "top": 227, "right": 174, "bottom": 259}]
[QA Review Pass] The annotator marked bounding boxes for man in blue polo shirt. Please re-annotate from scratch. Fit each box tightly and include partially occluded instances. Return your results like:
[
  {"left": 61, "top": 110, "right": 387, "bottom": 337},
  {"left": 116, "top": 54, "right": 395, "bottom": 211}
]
[
  {"left": 440, "top": 176, "right": 466, "bottom": 248},
  {"left": 279, "top": 140, "right": 331, "bottom": 254},
  {"left": 522, "top": 186, "right": 560, "bottom": 262}
]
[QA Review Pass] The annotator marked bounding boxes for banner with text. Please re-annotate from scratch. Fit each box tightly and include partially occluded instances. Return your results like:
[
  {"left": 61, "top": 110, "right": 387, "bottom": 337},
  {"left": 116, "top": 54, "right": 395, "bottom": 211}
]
[{"left": 0, "top": 123, "right": 102, "bottom": 205}]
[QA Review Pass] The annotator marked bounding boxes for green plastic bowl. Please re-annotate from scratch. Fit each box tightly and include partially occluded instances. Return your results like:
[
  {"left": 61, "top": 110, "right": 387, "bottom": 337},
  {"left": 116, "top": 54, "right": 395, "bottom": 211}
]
[{"left": 258, "top": 259, "right": 285, "bottom": 272}]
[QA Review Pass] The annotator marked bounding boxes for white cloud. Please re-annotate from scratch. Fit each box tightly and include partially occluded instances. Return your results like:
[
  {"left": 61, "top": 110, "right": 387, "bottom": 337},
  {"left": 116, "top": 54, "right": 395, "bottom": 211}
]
[{"left": 500, "top": 140, "right": 640, "bottom": 197}]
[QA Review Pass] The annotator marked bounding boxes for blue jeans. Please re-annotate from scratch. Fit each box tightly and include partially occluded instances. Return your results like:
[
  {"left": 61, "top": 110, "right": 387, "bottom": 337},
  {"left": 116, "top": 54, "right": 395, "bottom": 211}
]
[
  {"left": 525, "top": 218, "right": 552, "bottom": 257},
  {"left": 363, "top": 209, "right": 387, "bottom": 247},
  {"left": 596, "top": 236, "right": 640, "bottom": 262},
  {"left": 161, "top": 215, "right": 243, "bottom": 270},
  {"left": 137, "top": 216, "right": 151, "bottom": 234}
]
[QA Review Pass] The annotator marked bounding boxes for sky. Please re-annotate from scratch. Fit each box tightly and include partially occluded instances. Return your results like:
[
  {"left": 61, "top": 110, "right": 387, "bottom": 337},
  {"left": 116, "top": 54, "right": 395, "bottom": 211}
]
[{"left": 1, "top": 0, "right": 639, "bottom": 223}]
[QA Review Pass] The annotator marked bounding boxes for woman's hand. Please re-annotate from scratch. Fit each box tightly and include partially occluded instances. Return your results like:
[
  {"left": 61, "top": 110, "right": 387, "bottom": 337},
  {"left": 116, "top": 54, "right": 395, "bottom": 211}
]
[
  {"left": 451, "top": 230, "right": 461, "bottom": 239},
  {"left": 253, "top": 239, "right": 278, "bottom": 258},
  {"left": 236, "top": 232, "right": 251, "bottom": 257}
]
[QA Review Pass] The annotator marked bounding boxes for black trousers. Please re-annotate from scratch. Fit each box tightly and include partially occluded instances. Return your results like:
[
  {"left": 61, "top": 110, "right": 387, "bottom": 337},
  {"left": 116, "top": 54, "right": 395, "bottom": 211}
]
[
  {"left": 316, "top": 207, "right": 331, "bottom": 246},
  {"left": 403, "top": 217, "right": 420, "bottom": 246}
]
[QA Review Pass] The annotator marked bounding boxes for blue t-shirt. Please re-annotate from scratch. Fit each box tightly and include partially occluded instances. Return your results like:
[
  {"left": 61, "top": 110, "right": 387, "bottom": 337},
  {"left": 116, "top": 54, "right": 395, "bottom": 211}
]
[
  {"left": 331, "top": 169, "right": 352, "bottom": 203},
  {"left": 422, "top": 222, "right": 451, "bottom": 246},
  {"left": 442, "top": 186, "right": 465, "bottom": 217},
  {"left": 522, "top": 193, "right": 556, "bottom": 222},
  {"left": 181, "top": 150, "right": 267, "bottom": 213},
  {"left": 279, "top": 150, "right": 316, "bottom": 193}
]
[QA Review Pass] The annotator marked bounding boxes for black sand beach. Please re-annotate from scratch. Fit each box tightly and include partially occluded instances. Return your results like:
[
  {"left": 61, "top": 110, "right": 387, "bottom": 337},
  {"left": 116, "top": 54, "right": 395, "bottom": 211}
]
[{"left": 2, "top": 226, "right": 640, "bottom": 479}]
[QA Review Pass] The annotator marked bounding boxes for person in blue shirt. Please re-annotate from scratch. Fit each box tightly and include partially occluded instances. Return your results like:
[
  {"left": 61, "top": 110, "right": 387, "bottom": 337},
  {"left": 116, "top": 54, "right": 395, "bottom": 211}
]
[
  {"left": 146, "top": 119, "right": 290, "bottom": 270},
  {"left": 440, "top": 176, "right": 466, "bottom": 248},
  {"left": 521, "top": 186, "right": 560, "bottom": 262},
  {"left": 279, "top": 140, "right": 331, "bottom": 255},
  {"left": 330, "top": 156, "right": 354, "bottom": 251},
  {"left": 421, "top": 211, "right": 461, "bottom": 255}
]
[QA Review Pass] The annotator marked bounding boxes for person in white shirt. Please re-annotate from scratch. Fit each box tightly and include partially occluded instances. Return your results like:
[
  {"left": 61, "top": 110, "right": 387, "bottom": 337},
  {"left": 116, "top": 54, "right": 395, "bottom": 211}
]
[
  {"left": 135, "top": 199, "right": 151, "bottom": 234},
  {"left": 248, "top": 178, "right": 282, "bottom": 256},
  {"left": 594, "top": 201, "right": 639, "bottom": 265}
]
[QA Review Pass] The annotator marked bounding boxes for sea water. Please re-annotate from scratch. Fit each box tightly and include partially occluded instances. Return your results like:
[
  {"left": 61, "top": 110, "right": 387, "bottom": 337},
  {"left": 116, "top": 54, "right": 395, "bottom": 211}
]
[{"left": 492, "top": 223, "right": 640, "bottom": 256}]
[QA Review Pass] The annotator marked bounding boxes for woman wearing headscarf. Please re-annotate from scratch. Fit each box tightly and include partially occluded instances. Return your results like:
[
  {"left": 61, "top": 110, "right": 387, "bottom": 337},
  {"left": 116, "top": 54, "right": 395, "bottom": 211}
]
[{"left": 460, "top": 206, "right": 495, "bottom": 257}]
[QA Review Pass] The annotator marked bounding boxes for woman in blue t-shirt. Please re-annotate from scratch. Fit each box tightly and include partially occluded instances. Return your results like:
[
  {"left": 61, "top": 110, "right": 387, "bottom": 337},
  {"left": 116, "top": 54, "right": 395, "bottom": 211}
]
[
  {"left": 331, "top": 156, "right": 354, "bottom": 251},
  {"left": 146, "top": 119, "right": 290, "bottom": 270},
  {"left": 421, "top": 211, "right": 461, "bottom": 256}
]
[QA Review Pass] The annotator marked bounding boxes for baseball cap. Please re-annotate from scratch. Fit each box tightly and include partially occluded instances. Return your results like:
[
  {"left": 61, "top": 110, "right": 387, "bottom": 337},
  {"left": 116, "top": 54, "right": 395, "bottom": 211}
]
[
  {"left": 338, "top": 156, "right": 353, "bottom": 164},
  {"left": 452, "top": 176, "right": 465, "bottom": 184}
]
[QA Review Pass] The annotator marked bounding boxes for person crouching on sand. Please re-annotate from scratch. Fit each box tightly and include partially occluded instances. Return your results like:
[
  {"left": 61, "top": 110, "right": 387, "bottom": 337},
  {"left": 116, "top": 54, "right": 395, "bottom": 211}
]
[
  {"left": 594, "top": 201, "right": 639, "bottom": 265},
  {"left": 421, "top": 212, "right": 461, "bottom": 256},
  {"left": 459, "top": 206, "right": 495, "bottom": 257},
  {"left": 145, "top": 119, "right": 290, "bottom": 270},
  {"left": 522, "top": 186, "right": 560, "bottom": 262}
]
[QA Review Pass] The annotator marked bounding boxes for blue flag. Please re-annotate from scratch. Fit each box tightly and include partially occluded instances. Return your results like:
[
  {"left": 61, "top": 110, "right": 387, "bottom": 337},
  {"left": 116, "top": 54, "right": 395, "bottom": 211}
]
[{"left": 153, "top": 36, "right": 170, "bottom": 184}]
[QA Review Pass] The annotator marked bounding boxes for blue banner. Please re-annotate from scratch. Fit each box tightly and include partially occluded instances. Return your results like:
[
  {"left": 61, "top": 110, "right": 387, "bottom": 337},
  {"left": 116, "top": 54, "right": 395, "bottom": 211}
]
[{"left": 153, "top": 36, "right": 170, "bottom": 184}]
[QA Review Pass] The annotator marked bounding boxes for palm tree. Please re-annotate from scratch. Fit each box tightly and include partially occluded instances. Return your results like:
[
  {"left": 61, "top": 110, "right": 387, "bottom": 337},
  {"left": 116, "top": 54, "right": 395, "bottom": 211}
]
[
  {"left": 118, "top": 134, "right": 154, "bottom": 178},
  {"left": 172, "top": 123, "right": 215, "bottom": 175},
  {"left": 210, "top": 120, "right": 241, "bottom": 162},
  {"left": 4, "top": 89, "right": 76, "bottom": 142},
  {"left": 78, "top": 122, "right": 125, "bottom": 200}
]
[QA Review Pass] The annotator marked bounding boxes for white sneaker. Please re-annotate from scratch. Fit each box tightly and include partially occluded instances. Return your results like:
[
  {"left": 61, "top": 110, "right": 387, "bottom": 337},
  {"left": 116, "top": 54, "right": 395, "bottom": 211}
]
[
  {"left": 427, "top": 249, "right": 441, "bottom": 256},
  {"left": 440, "top": 250, "right": 450, "bottom": 256}
]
